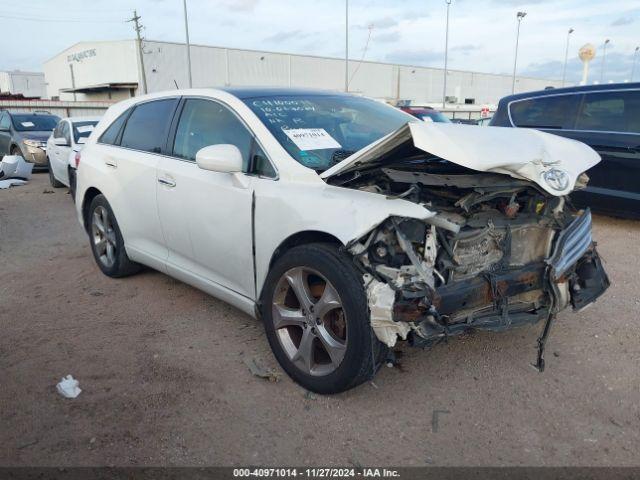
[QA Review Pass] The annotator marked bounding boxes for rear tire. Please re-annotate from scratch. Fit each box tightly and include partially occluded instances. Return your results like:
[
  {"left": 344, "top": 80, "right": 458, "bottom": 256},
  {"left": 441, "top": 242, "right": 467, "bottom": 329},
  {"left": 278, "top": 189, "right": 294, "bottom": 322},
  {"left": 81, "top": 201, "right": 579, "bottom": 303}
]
[
  {"left": 260, "top": 242, "right": 387, "bottom": 394},
  {"left": 68, "top": 167, "right": 77, "bottom": 202},
  {"left": 47, "top": 157, "right": 64, "bottom": 188},
  {"left": 88, "top": 194, "right": 140, "bottom": 278}
]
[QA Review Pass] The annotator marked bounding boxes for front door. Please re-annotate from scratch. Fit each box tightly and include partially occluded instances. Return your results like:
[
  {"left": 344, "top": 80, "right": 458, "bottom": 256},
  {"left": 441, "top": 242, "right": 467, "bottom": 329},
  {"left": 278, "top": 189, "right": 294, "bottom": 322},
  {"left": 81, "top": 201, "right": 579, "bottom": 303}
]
[{"left": 156, "top": 98, "right": 256, "bottom": 298}]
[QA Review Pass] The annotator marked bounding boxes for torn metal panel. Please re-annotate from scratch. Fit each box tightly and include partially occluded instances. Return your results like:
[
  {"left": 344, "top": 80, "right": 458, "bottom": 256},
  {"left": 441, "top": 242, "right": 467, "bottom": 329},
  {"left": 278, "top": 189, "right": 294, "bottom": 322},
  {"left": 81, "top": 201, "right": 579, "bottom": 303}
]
[
  {"left": 365, "top": 277, "right": 410, "bottom": 348},
  {"left": 321, "top": 122, "right": 601, "bottom": 196}
]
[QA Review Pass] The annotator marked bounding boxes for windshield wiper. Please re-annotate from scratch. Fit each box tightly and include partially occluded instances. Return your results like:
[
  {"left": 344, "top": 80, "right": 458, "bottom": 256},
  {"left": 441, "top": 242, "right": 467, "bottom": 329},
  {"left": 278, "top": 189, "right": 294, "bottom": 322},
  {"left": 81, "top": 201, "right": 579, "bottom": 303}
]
[{"left": 330, "top": 149, "right": 356, "bottom": 165}]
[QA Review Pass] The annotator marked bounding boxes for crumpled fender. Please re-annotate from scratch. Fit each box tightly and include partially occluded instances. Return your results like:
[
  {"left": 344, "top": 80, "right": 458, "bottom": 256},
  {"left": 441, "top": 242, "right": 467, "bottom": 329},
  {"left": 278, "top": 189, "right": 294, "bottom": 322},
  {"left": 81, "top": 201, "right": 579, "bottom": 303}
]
[{"left": 253, "top": 179, "right": 435, "bottom": 299}]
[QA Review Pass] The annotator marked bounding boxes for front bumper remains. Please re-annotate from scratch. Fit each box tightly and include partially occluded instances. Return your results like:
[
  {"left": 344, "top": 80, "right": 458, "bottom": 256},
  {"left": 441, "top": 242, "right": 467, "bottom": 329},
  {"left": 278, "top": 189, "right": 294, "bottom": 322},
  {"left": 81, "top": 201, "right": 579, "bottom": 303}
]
[{"left": 404, "top": 209, "right": 609, "bottom": 369}]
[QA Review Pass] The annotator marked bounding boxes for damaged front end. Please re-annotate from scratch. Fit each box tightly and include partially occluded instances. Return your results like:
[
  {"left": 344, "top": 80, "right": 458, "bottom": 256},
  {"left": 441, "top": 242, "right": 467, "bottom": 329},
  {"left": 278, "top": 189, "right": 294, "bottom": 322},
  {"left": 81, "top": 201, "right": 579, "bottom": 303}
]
[{"left": 343, "top": 161, "right": 609, "bottom": 371}]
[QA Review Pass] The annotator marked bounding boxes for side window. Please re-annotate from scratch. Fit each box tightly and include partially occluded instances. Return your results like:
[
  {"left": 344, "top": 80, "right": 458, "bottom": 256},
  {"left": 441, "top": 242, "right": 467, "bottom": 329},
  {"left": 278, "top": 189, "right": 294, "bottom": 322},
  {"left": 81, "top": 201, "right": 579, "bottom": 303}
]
[
  {"left": 173, "top": 99, "right": 253, "bottom": 169},
  {"left": 121, "top": 99, "right": 178, "bottom": 153},
  {"left": 61, "top": 122, "right": 71, "bottom": 144},
  {"left": 99, "top": 110, "right": 130, "bottom": 145},
  {"left": 575, "top": 91, "right": 640, "bottom": 134},
  {"left": 509, "top": 94, "right": 581, "bottom": 129},
  {"left": 52, "top": 122, "right": 61, "bottom": 138},
  {"left": 0, "top": 112, "right": 10, "bottom": 130}
]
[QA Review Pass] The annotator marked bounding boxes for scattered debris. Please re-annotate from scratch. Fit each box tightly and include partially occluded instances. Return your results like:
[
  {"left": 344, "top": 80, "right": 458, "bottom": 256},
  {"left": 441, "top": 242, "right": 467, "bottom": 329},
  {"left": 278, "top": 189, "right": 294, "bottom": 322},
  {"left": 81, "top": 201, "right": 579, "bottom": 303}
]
[
  {"left": 56, "top": 375, "right": 82, "bottom": 398},
  {"left": 0, "top": 156, "right": 33, "bottom": 189},
  {"left": 304, "top": 390, "right": 317, "bottom": 400},
  {"left": 43, "top": 189, "right": 54, "bottom": 194},
  {"left": 431, "top": 409, "right": 451, "bottom": 433},
  {"left": 243, "top": 357, "right": 280, "bottom": 383},
  {"left": 17, "top": 439, "right": 39, "bottom": 450}
]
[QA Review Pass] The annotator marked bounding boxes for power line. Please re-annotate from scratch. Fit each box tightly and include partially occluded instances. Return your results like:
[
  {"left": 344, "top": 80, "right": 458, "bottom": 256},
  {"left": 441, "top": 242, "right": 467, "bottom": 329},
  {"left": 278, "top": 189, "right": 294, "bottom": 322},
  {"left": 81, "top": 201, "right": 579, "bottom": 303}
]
[{"left": 0, "top": 13, "right": 124, "bottom": 23}]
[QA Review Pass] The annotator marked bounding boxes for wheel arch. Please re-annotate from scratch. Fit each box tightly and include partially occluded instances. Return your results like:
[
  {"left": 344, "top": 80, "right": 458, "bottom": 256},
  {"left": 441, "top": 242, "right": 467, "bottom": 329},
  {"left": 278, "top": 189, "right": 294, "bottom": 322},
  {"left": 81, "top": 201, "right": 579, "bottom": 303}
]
[
  {"left": 258, "top": 230, "right": 344, "bottom": 304},
  {"left": 81, "top": 187, "right": 103, "bottom": 233}
]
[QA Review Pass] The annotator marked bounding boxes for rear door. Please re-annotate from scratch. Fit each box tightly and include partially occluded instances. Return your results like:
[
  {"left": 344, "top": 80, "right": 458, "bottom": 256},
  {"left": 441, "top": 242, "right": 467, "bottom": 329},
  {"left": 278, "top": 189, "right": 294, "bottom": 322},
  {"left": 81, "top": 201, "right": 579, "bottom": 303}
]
[
  {"left": 569, "top": 90, "right": 640, "bottom": 216},
  {"left": 97, "top": 98, "right": 179, "bottom": 265}
]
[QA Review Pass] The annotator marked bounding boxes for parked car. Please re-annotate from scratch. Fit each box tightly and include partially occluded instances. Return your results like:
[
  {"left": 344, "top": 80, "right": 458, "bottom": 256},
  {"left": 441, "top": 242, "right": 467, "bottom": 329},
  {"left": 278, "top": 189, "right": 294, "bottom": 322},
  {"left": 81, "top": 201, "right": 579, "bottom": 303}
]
[
  {"left": 490, "top": 82, "right": 640, "bottom": 219},
  {"left": 46, "top": 117, "right": 101, "bottom": 196},
  {"left": 399, "top": 106, "right": 451, "bottom": 123},
  {"left": 76, "top": 88, "right": 609, "bottom": 393},
  {"left": 0, "top": 110, "right": 60, "bottom": 169}
]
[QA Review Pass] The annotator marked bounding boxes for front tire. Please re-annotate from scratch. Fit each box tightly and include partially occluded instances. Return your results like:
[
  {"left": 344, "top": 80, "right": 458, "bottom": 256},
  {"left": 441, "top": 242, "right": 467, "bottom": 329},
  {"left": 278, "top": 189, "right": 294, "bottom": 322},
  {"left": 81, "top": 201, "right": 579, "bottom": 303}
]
[
  {"left": 68, "top": 167, "right": 77, "bottom": 201},
  {"left": 261, "top": 243, "right": 387, "bottom": 394},
  {"left": 88, "top": 194, "right": 140, "bottom": 278},
  {"left": 47, "top": 157, "right": 64, "bottom": 188}
]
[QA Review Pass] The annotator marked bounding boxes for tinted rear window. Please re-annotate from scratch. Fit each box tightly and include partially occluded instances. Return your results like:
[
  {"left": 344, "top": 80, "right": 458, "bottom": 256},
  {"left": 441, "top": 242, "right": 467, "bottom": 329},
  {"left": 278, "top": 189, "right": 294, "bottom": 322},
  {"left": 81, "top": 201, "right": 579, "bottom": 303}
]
[
  {"left": 575, "top": 91, "right": 640, "bottom": 134},
  {"left": 99, "top": 111, "right": 129, "bottom": 145},
  {"left": 509, "top": 94, "right": 581, "bottom": 129},
  {"left": 11, "top": 114, "right": 59, "bottom": 132},
  {"left": 120, "top": 99, "right": 178, "bottom": 153}
]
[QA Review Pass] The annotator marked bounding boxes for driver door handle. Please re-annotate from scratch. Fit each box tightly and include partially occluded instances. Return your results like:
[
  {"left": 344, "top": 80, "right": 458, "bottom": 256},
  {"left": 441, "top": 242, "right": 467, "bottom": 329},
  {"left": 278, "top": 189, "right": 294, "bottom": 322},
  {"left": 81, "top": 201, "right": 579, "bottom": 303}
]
[{"left": 158, "top": 177, "right": 176, "bottom": 188}]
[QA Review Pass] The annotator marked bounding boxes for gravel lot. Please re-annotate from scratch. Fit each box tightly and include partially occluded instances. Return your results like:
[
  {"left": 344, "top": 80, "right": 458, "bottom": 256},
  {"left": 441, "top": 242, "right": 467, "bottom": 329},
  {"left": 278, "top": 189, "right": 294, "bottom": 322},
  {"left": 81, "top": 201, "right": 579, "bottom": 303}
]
[{"left": 1, "top": 174, "right": 639, "bottom": 467}]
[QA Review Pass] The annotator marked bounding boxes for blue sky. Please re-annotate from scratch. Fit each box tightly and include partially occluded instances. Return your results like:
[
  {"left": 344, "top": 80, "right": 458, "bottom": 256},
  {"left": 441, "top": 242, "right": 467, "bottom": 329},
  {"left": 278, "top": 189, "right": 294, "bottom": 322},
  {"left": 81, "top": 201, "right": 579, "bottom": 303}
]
[{"left": 1, "top": 0, "right": 639, "bottom": 84}]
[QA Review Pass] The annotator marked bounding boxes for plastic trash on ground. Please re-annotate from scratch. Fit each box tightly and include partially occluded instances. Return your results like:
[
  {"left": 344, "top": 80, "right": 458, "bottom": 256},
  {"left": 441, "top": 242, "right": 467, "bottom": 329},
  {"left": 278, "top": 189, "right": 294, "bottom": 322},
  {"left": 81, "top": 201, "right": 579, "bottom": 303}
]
[{"left": 56, "top": 375, "right": 82, "bottom": 398}]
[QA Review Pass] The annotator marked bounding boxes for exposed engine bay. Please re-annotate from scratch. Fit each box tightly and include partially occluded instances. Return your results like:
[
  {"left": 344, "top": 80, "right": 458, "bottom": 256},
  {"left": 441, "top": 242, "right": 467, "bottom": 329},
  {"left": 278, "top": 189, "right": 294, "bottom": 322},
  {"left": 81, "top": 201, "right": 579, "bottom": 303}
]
[{"left": 335, "top": 156, "right": 610, "bottom": 370}]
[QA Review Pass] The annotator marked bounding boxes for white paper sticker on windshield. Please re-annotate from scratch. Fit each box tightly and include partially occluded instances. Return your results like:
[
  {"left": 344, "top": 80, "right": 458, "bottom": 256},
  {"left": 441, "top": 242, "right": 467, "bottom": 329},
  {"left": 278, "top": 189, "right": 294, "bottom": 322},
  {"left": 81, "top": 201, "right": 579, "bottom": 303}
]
[
  {"left": 21, "top": 121, "right": 35, "bottom": 127},
  {"left": 76, "top": 125, "right": 94, "bottom": 133},
  {"left": 422, "top": 116, "right": 434, "bottom": 123},
  {"left": 283, "top": 128, "right": 341, "bottom": 151}
]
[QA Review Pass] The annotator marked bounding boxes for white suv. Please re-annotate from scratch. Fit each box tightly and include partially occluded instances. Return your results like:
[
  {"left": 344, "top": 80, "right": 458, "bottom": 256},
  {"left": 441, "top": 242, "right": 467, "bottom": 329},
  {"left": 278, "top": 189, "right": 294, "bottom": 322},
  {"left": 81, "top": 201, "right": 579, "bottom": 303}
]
[{"left": 76, "top": 88, "right": 609, "bottom": 393}]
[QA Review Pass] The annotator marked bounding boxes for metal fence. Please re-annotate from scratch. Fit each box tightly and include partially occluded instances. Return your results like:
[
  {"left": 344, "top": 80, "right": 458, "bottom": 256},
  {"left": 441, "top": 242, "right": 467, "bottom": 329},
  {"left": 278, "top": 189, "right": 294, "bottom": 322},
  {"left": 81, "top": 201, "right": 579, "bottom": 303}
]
[{"left": 0, "top": 99, "right": 112, "bottom": 118}]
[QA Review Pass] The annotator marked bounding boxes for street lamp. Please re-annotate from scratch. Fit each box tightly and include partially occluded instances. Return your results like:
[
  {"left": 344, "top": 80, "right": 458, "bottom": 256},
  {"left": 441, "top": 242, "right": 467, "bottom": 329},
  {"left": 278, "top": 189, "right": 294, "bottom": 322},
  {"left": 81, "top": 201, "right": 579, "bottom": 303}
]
[
  {"left": 345, "top": 0, "right": 349, "bottom": 92},
  {"left": 561, "top": 28, "right": 574, "bottom": 87},
  {"left": 632, "top": 46, "right": 639, "bottom": 82},
  {"left": 183, "top": 0, "right": 193, "bottom": 88},
  {"left": 442, "top": 0, "right": 452, "bottom": 109},
  {"left": 600, "top": 38, "right": 610, "bottom": 83},
  {"left": 511, "top": 11, "right": 527, "bottom": 94}
]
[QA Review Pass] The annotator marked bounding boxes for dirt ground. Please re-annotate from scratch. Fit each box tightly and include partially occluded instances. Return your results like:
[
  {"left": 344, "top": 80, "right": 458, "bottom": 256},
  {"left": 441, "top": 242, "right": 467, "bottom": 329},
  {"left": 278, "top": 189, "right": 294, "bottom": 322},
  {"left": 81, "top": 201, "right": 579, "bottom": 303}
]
[{"left": 1, "top": 173, "right": 639, "bottom": 467}]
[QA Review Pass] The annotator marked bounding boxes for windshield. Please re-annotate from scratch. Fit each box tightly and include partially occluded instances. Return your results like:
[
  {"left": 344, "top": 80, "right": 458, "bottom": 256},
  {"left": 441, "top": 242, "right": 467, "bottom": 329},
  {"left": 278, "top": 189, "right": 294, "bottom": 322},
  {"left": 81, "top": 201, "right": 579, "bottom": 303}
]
[
  {"left": 244, "top": 94, "right": 414, "bottom": 171},
  {"left": 11, "top": 114, "right": 60, "bottom": 132},
  {"left": 72, "top": 121, "right": 98, "bottom": 143}
]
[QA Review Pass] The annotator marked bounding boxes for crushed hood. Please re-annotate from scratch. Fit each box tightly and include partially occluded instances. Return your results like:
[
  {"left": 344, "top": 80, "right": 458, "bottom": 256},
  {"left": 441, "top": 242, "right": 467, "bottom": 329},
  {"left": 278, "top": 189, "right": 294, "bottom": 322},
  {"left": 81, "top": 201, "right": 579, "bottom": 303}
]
[{"left": 320, "top": 122, "right": 601, "bottom": 196}]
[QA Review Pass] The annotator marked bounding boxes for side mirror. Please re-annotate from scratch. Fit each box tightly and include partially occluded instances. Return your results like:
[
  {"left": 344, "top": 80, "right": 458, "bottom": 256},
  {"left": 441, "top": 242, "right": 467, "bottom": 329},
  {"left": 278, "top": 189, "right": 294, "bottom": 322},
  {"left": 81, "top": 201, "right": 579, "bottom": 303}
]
[
  {"left": 53, "top": 137, "right": 69, "bottom": 147},
  {"left": 196, "top": 144, "right": 243, "bottom": 173}
]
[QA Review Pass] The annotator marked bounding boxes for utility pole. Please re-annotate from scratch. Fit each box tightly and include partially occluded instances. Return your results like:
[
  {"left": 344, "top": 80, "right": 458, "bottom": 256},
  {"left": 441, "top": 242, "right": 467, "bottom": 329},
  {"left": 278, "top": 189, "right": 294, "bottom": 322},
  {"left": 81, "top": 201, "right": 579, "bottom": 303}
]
[
  {"left": 632, "top": 46, "right": 639, "bottom": 82},
  {"left": 183, "top": 0, "right": 193, "bottom": 88},
  {"left": 345, "top": 0, "right": 349, "bottom": 92},
  {"left": 600, "top": 38, "right": 610, "bottom": 83},
  {"left": 128, "top": 10, "right": 148, "bottom": 94},
  {"left": 442, "top": 0, "right": 452, "bottom": 109},
  {"left": 561, "top": 28, "right": 574, "bottom": 87},
  {"left": 511, "top": 11, "right": 526, "bottom": 94}
]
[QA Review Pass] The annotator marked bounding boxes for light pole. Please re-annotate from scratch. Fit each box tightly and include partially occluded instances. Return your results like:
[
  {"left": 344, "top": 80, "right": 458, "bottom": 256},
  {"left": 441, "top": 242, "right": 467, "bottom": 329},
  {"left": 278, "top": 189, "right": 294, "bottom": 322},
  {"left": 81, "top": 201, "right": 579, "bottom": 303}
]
[
  {"left": 600, "top": 38, "right": 610, "bottom": 83},
  {"left": 345, "top": 0, "right": 349, "bottom": 92},
  {"left": 442, "top": 0, "right": 452, "bottom": 108},
  {"left": 511, "top": 11, "right": 526, "bottom": 94},
  {"left": 632, "top": 46, "right": 639, "bottom": 82},
  {"left": 561, "top": 28, "right": 574, "bottom": 87},
  {"left": 183, "top": 0, "right": 193, "bottom": 88}
]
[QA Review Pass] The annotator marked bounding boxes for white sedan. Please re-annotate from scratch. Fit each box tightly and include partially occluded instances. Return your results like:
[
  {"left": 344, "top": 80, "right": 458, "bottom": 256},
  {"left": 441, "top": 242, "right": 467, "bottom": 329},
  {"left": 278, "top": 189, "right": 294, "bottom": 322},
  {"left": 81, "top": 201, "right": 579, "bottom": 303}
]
[
  {"left": 47, "top": 117, "right": 100, "bottom": 195},
  {"left": 75, "top": 88, "right": 609, "bottom": 393}
]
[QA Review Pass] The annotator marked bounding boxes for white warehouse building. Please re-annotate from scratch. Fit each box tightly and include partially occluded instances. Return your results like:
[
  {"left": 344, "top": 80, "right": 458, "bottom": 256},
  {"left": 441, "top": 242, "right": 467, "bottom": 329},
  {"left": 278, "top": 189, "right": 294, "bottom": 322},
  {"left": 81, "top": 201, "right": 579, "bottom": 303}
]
[
  {"left": 43, "top": 40, "right": 560, "bottom": 105},
  {"left": 0, "top": 70, "right": 47, "bottom": 98}
]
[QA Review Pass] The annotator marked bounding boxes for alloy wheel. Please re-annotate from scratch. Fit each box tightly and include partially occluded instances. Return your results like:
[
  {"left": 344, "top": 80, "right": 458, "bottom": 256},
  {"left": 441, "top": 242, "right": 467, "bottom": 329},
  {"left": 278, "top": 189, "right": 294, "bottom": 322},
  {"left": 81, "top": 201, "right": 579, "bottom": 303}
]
[
  {"left": 91, "top": 206, "right": 117, "bottom": 268},
  {"left": 272, "top": 267, "right": 348, "bottom": 376}
]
